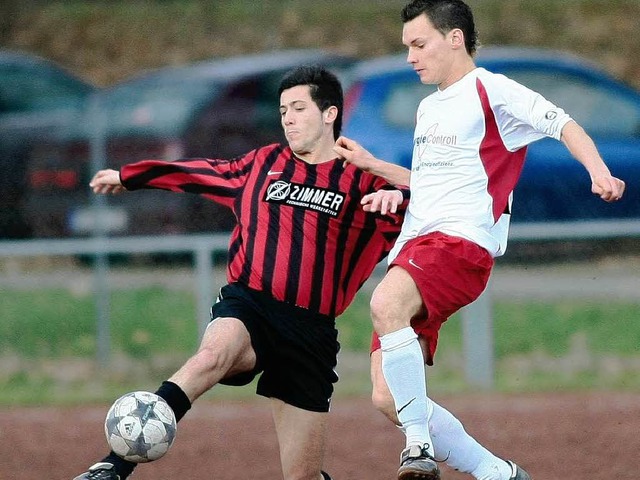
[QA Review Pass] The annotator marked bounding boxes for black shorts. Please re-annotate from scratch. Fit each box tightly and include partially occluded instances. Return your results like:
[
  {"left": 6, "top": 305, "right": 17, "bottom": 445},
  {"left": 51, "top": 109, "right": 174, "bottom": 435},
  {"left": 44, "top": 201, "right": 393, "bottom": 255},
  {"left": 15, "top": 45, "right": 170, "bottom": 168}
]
[{"left": 210, "top": 283, "right": 340, "bottom": 413}]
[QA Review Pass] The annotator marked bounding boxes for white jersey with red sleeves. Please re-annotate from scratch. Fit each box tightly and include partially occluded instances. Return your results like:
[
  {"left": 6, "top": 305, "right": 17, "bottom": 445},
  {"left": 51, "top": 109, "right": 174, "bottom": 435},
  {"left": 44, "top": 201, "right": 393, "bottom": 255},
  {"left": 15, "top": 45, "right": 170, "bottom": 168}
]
[{"left": 389, "top": 67, "right": 572, "bottom": 261}]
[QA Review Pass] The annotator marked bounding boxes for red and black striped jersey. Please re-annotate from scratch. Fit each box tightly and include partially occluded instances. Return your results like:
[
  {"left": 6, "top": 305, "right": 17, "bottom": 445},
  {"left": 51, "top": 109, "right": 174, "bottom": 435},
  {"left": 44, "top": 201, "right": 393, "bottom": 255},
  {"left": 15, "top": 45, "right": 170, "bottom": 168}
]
[{"left": 121, "top": 143, "right": 407, "bottom": 317}]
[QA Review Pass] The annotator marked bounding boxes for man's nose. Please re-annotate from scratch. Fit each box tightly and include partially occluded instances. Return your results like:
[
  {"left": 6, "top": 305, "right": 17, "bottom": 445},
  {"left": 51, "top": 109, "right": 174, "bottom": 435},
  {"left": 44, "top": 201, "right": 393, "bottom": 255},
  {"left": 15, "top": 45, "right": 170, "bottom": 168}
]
[{"left": 284, "top": 111, "right": 294, "bottom": 124}]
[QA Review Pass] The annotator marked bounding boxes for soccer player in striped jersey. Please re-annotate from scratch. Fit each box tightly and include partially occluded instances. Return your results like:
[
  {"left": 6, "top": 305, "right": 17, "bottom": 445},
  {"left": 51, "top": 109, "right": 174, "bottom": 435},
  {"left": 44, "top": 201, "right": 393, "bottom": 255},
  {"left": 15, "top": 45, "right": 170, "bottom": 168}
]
[
  {"left": 74, "top": 65, "right": 408, "bottom": 480},
  {"left": 334, "top": 1, "right": 625, "bottom": 480}
]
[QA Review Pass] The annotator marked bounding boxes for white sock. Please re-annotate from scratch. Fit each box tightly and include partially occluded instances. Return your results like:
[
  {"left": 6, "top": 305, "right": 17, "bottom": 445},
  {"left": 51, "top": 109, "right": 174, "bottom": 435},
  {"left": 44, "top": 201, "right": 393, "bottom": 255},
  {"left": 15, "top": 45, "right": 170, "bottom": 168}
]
[
  {"left": 379, "top": 327, "right": 434, "bottom": 455},
  {"left": 429, "top": 400, "right": 512, "bottom": 480}
]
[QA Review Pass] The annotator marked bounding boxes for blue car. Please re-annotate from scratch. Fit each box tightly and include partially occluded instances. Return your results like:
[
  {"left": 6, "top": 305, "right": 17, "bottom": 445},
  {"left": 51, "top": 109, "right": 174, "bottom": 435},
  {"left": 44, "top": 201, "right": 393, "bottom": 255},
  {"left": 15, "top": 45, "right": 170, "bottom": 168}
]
[{"left": 342, "top": 46, "right": 640, "bottom": 223}]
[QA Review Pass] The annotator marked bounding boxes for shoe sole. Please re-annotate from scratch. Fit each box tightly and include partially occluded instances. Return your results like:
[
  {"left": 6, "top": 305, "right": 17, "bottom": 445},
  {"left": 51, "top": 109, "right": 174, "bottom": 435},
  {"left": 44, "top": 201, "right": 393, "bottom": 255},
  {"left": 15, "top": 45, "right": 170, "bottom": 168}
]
[{"left": 398, "top": 468, "right": 441, "bottom": 480}]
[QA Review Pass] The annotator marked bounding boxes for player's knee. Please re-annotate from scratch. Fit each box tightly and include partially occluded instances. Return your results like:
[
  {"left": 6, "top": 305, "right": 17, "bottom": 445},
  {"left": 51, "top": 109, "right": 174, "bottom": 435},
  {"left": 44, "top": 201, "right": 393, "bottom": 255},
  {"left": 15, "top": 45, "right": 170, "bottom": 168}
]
[
  {"left": 193, "top": 319, "right": 254, "bottom": 376},
  {"left": 369, "top": 290, "right": 401, "bottom": 333},
  {"left": 190, "top": 345, "right": 230, "bottom": 376},
  {"left": 369, "top": 291, "right": 387, "bottom": 324}
]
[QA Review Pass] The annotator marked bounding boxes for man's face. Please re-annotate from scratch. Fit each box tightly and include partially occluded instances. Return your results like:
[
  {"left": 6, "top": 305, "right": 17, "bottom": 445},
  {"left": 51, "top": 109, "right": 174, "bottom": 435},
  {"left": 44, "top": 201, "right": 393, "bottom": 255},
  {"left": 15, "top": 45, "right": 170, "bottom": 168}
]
[
  {"left": 402, "top": 13, "right": 454, "bottom": 86},
  {"left": 279, "top": 85, "right": 326, "bottom": 155}
]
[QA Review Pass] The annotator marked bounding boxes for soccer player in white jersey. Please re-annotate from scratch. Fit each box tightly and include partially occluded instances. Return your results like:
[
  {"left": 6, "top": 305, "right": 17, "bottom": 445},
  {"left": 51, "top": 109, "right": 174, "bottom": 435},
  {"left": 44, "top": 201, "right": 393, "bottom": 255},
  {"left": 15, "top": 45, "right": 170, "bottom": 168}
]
[{"left": 334, "top": 1, "right": 626, "bottom": 479}]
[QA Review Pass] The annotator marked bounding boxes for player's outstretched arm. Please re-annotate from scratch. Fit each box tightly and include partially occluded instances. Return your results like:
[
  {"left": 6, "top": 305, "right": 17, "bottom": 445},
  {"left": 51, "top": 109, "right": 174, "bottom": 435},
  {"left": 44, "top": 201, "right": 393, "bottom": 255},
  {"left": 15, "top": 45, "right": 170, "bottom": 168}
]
[
  {"left": 560, "top": 121, "right": 626, "bottom": 202},
  {"left": 334, "top": 136, "right": 411, "bottom": 187},
  {"left": 89, "top": 169, "right": 126, "bottom": 195}
]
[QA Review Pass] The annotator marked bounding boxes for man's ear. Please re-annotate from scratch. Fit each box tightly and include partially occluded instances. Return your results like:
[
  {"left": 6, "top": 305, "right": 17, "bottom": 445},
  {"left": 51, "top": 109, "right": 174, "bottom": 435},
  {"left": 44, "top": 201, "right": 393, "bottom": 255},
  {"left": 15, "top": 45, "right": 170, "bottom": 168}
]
[
  {"left": 450, "top": 28, "right": 465, "bottom": 49},
  {"left": 324, "top": 106, "right": 338, "bottom": 123}
]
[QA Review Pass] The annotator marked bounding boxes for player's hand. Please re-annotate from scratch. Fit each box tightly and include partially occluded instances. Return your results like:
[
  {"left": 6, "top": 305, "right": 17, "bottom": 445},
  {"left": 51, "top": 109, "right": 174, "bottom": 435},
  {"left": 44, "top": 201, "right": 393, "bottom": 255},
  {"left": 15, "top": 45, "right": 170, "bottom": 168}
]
[
  {"left": 361, "top": 190, "right": 403, "bottom": 215},
  {"left": 89, "top": 169, "right": 126, "bottom": 195},
  {"left": 334, "top": 136, "right": 377, "bottom": 172},
  {"left": 591, "top": 174, "right": 625, "bottom": 202}
]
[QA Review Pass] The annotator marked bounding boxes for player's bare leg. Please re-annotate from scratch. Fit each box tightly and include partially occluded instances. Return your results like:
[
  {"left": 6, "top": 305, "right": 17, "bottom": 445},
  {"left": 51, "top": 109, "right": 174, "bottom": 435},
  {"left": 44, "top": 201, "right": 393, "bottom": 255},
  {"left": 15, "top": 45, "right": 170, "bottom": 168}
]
[
  {"left": 169, "top": 316, "right": 257, "bottom": 401},
  {"left": 371, "top": 267, "right": 439, "bottom": 480},
  {"left": 271, "top": 398, "right": 332, "bottom": 480},
  {"left": 73, "top": 318, "right": 257, "bottom": 480}
]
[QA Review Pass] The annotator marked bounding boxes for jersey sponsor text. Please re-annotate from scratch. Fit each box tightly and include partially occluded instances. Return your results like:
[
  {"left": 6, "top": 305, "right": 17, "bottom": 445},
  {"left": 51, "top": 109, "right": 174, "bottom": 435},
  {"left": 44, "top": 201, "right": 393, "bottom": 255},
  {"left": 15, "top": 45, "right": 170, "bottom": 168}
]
[{"left": 265, "top": 180, "right": 345, "bottom": 217}]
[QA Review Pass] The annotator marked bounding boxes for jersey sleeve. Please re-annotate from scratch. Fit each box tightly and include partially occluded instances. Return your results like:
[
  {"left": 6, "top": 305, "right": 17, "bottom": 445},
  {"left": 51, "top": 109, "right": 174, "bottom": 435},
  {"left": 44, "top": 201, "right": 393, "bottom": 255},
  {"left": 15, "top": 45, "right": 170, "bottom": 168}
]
[
  {"left": 120, "top": 150, "right": 258, "bottom": 209},
  {"left": 485, "top": 73, "right": 573, "bottom": 150}
]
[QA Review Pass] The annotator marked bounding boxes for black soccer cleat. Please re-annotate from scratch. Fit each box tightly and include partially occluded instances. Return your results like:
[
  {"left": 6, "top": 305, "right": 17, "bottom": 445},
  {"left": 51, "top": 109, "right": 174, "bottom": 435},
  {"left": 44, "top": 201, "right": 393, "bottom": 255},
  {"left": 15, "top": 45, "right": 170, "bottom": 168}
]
[
  {"left": 73, "top": 462, "right": 121, "bottom": 480},
  {"left": 507, "top": 460, "right": 532, "bottom": 480},
  {"left": 397, "top": 444, "right": 441, "bottom": 480}
]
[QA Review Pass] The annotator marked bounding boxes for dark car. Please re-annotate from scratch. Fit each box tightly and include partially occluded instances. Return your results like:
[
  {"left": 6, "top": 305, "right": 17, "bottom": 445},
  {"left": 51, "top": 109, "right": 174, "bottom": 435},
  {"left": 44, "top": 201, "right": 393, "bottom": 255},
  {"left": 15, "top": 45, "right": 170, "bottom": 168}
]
[
  {"left": 25, "top": 49, "right": 356, "bottom": 238},
  {"left": 0, "top": 49, "right": 96, "bottom": 238},
  {"left": 342, "top": 46, "right": 640, "bottom": 223}
]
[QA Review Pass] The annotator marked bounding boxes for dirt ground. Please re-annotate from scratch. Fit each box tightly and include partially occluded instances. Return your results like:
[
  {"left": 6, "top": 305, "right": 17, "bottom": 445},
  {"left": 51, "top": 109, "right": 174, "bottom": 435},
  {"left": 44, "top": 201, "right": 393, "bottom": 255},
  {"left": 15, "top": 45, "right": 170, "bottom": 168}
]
[{"left": 2, "top": 391, "right": 639, "bottom": 480}]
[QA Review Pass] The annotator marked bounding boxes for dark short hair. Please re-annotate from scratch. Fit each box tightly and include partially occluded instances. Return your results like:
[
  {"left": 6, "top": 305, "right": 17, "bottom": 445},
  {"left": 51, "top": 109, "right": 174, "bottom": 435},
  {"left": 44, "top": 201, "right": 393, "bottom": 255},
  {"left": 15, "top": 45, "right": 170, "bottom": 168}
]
[
  {"left": 401, "top": 0, "right": 478, "bottom": 55},
  {"left": 278, "top": 65, "right": 344, "bottom": 140}
]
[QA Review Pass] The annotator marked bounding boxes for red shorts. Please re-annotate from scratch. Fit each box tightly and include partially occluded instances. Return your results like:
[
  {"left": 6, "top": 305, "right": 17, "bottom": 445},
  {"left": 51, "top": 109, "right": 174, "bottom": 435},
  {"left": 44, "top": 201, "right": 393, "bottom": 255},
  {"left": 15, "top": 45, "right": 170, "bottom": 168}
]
[{"left": 370, "top": 232, "right": 493, "bottom": 365}]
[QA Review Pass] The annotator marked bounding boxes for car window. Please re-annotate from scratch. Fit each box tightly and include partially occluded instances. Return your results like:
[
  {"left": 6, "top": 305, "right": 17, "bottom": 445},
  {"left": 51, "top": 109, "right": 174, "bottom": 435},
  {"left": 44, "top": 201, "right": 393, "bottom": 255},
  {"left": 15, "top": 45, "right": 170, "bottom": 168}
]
[
  {"left": 0, "top": 65, "right": 88, "bottom": 113},
  {"left": 100, "top": 77, "right": 223, "bottom": 136},
  {"left": 219, "top": 72, "right": 289, "bottom": 140},
  {"left": 255, "top": 72, "right": 287, "bottom": 137},
  {"left": 105, "top": 76, "right": 221, "bottom": 111},
  {"left": 185, "top": 77, "right": 274, "bottom": 158},
  {"left": 383, "top": 79, "right": 436, "bottom": 130},
  {"left": 505, "top": 69, "right": 640, "bottom": 138}
]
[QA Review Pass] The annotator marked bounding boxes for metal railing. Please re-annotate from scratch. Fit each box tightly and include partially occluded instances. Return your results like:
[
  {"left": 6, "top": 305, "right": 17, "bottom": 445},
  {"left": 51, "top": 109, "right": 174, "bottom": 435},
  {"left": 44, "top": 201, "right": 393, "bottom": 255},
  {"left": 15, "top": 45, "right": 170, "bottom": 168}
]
[
  {"left": 0, "top": 233, "right": 229, "bottom": 367},
  {"left": 2, "top": 218, "right": 640, "bottom": 388}
]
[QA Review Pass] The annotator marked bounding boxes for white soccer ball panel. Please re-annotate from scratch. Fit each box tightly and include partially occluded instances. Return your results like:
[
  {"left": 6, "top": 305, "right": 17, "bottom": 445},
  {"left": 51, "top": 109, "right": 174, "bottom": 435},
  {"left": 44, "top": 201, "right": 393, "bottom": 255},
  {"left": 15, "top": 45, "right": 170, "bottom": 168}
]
[
  {"left": 107, "top": 434, "right": 130, "bottom": 457},
  {"left": 141, "top": 418, "right": 169, "bottom": 444},
  {"left": 152, "top": 400, "right": 175, "bottom": 424},
  {"left": 132, "top": 391, "right": 157, "bottom": 403},
  {"left": 146, "top": 441, "right": 171, "bottom": 461},
  {"left": 110, "top": 395, "right": 139, "bottom": 418},
  {"left": 115, "top": 415, "right": 143, "bottom": 441}
]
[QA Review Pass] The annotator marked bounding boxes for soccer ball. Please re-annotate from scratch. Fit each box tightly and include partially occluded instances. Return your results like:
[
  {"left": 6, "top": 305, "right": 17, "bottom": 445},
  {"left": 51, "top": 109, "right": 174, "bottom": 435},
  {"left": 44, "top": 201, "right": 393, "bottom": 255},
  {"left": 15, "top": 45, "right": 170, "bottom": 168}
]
[{"left": 104, "top": 391, "right": 177, "bottom": 463}]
